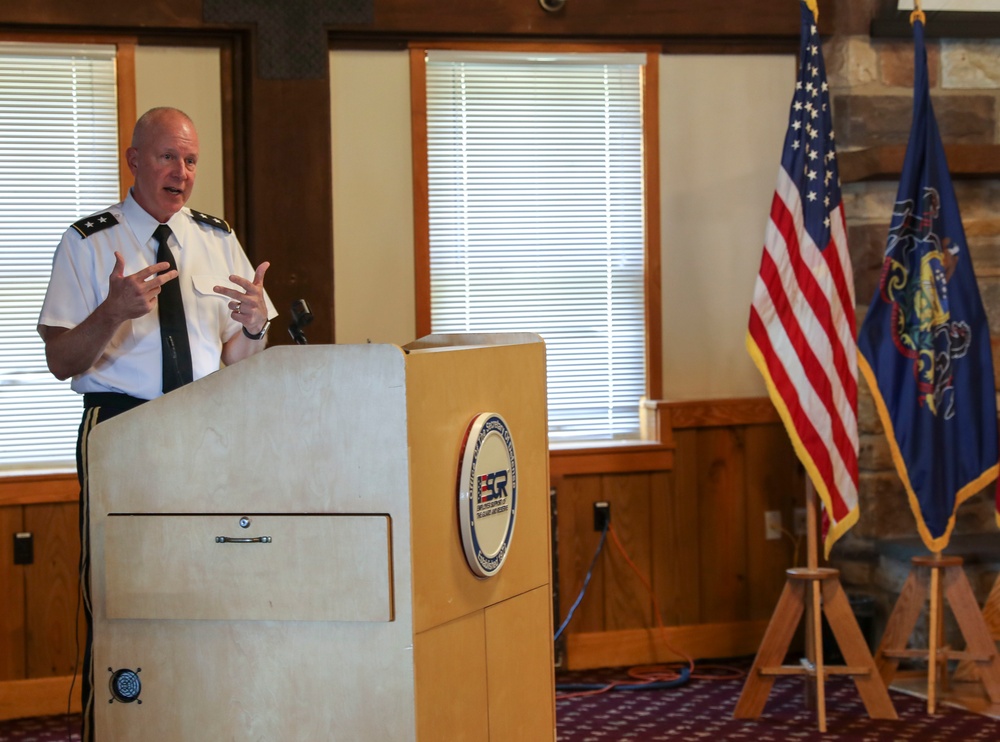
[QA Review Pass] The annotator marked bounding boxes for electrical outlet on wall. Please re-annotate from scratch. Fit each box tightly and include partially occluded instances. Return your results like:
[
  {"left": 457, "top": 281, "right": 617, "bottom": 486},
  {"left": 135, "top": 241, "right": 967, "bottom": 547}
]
[
  {"left": 593, "top": 501, "right": 611, "bottom": 532},
  {"left": 765, "top": 510, "right": 782, "bottom": 540},
  {"left": 794, "top": 507, "right": 808, "bottom": 536}
]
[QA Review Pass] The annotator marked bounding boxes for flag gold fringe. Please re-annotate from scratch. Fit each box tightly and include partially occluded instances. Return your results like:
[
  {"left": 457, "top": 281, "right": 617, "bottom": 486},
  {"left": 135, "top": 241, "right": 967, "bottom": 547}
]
[
  {"left": 857, "top": 353, "right": 999, "bottom": 553},
  {"left": 805, "top": 0, "right": 819, "bottom": 22},
  {"left": 746, "top": 331, "right": 859, "bottom": 559}
]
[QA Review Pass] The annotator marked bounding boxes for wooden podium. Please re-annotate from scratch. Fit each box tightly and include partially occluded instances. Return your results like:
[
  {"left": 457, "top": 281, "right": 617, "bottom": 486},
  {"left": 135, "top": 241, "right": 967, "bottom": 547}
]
[{"left": 87, "top": 333, "right": 555, "bottom": 740}]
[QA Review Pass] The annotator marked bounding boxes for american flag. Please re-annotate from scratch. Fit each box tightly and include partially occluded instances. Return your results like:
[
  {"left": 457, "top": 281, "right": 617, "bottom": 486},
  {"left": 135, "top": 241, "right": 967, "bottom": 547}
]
[{"left": 746, "top": 0, "right": 859, "bottom": 557}]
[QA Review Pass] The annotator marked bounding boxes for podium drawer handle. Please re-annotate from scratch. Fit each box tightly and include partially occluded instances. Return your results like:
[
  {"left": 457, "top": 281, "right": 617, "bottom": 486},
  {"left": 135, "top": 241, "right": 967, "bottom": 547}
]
[{"left": 215, "top": 536, "right": 272, "bottom": 544}]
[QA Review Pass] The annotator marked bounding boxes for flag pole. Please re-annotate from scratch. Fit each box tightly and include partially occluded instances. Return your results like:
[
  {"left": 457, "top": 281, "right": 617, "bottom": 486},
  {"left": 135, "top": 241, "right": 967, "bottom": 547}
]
[
  {"left": 806, "top": 479, "right": 818, "bottom": 570},
  {"left": 802, "top": 2, "right": 823, "bottom": 690},
  {"left": 911, "top": 3, "right": 935, "bottom": 710},
  {"left": 912, "top": 4, "right": 940, "bottom": 710},
  {"left": 804, "top": 477, "right": 824, "bottom": 730},
  {"left": 803, "top": 0, "right": 821, "bottom": 578}
]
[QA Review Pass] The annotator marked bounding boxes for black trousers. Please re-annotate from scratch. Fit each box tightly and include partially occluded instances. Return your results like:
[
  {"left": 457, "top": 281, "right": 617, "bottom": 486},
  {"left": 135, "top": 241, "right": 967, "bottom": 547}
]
[{"left": 76, "top": 393, "right": 147, "bottom": 742}]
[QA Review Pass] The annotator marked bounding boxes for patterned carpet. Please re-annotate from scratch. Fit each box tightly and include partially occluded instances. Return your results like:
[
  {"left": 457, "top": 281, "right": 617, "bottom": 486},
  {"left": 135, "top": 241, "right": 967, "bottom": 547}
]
[
  {"left": 555, "top": 663, "right": 1000, "bottom": 741},
  {"left": 3, "top": 665, "right": 999, "bottom": 740},
  {"left": 0, "top": 714, "right": 80, "bottom": 742}
]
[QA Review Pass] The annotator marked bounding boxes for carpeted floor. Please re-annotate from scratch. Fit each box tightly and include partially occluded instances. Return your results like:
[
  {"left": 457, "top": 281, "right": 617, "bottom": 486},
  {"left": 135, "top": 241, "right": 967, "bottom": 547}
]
[
  {"left": 555, "top": 663, "right": 1000, "bottom": 741},
  {"left": 0, "top": 714, "right": 79, "bottom": 742},
  {"left": 3, "top": 664, "right": 999, "bottom": 740}
]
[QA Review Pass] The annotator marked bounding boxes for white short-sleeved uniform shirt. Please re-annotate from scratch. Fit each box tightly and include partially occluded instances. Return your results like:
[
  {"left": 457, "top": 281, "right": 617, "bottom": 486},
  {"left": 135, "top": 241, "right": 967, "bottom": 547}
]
[{"left": 38, "top": 192, "right": 277, "bottom": 400}]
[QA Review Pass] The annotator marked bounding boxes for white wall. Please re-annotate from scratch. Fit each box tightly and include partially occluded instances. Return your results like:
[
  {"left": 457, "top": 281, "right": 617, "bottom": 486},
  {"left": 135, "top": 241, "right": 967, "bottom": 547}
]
[
  {"left": 659, "top": 55, "right": 793, "bottom": 400},
  {"left": 329, "top": 51, "right": 416, "bottom": 345},
  {"left": 329, "top": 50, "right": 795, "bottom": 399},
  {"left": 134, "top": 46, "right": 224, "bottom": 219}
]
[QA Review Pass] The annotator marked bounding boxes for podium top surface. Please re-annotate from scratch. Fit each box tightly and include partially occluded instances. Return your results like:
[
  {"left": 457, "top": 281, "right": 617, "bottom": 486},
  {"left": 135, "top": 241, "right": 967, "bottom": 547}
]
[{"left": 402, "top": 332, "right": 543, "bottom": 352}]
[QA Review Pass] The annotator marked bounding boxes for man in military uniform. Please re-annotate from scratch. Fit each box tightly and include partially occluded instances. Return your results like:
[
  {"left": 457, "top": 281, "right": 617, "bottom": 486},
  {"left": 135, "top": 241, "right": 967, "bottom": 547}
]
[{"left": 36, "top": 106, "right": 277, "bottom": 741}]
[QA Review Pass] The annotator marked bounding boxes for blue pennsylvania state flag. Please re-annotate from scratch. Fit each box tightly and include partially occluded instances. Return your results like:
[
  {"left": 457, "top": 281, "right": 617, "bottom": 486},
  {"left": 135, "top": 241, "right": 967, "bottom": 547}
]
[{"left": 857, "top": 17, "right": 999, "bottom": 552}]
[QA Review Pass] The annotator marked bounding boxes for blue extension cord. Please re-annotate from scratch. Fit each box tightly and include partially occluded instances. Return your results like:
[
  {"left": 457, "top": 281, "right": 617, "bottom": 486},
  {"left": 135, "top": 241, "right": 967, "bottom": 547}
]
[
  {"left": 555, "top": 667, "right": 692, "bottom": 693},
  {"left": 554, "top": 522, "right": 692, "bottom": 692},
  {"left": 554, "top": 523, "right": 607, "bottom": 642}
]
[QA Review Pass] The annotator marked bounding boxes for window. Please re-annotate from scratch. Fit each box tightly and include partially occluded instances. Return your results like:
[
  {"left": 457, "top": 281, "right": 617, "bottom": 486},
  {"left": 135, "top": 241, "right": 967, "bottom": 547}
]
[
  {"left": 0, "top": 42, "right": 120, "bottom": 470},
  {"left": 414, "top": 47, "right": 660, "bottom": 443}
]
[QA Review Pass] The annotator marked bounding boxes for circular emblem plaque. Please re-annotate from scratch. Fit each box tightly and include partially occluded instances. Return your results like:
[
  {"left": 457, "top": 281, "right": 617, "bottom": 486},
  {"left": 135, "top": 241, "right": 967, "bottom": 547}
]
[{"left": 458, "top": 412, "right": 518, "bottom": 578}]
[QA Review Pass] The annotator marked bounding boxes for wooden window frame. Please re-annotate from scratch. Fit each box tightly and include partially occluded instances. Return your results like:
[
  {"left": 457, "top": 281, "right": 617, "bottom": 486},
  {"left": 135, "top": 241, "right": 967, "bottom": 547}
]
[{"left": 410, "top": 42, "right": 664, "bottom": 473}]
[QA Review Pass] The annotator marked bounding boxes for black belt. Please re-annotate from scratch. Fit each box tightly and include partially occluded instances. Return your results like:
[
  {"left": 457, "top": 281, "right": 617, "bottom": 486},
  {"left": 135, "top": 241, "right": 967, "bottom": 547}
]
[{"left": 82, "top": 392, "right": 149, "bottom": 414}]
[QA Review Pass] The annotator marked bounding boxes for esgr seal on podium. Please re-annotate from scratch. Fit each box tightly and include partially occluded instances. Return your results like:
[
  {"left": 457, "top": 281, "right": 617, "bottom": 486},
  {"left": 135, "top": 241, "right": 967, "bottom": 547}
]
[{"left": 457, "top": 412, "right": 517, "bottom": 578}]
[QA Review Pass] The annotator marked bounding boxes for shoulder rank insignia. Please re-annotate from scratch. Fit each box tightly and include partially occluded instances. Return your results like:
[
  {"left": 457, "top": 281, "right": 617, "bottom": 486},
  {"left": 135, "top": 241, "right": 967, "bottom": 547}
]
[
  {"left": 71, "top": 212, "right": 119, "bottom": 238},
  {"left": 190, "top": 209, "right": 232, "bottom": 234}
]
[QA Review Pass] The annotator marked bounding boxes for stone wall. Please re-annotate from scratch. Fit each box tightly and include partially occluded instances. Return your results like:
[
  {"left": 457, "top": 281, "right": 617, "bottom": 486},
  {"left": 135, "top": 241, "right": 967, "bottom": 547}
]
[{"left": 824, "top": 0, "right": 1000, "bottom": 650}]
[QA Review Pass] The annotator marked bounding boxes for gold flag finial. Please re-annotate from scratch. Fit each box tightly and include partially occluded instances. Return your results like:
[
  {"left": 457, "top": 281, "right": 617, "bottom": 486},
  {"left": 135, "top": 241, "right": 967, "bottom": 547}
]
[
  {"left": 805, "top": 0, "right": 819, "bottom": 22},
  {"left": 911, "top": 0, "right": 926, "bottom": 25}
]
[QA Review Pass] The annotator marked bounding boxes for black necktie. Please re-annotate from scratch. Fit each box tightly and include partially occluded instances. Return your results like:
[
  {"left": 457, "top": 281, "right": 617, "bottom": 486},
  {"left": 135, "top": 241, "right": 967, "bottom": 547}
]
[{"left": 154, "top": 224, "right": 193, "bottom": 392}]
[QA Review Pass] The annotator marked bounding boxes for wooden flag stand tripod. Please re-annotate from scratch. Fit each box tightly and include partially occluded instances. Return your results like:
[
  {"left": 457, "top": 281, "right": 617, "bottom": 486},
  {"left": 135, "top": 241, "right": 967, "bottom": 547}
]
[
  {"left": 734, "top": 482, "right": 897, "bottom": 732},
  {"left": 971, "top": 571, "right": 1000, "bottom": 648},
  {"left": 874, "top": 552, "right": 1000, "bottom": 716},
  {"left": 953, "top": 571, "right": 1000, "bottom": 714}
]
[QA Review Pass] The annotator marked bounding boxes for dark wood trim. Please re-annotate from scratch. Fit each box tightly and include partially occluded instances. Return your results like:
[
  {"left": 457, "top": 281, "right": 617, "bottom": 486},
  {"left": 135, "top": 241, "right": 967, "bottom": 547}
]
[
  {"left": 115, "top": 39, "right": 137, "bottom": 200},
  {"left": 550, "top": 441, "right": 674, "bottom": 478},
  {"left": 226, "top": 30, "right": 251, "bottom": 260},
  {"left": 658, "top": 39, "right": 801, "bottom": 55},
  {"left": 0, "top": 0, "right": 833, "bottom": 40},
  {"left": 0, "top": 473, "right": 78, "bottom": 507},
  {"left": 0, "top": 30, "right": 137, "bottom": 44},
  {"left": 412, "top": 40, "right": 662, "bottom": 53},
  {"left": 246, "top": 77, "right": 334, "bottom": 343},
  {"left": 0, "top": 676, "right": 81, "bottom": 722},
  {"left": 218, "top": 38, "right": 239, "bottom": 234},
  {"left": 841, "top": 144, "right": 1000, "bottom": 182},
  {"left": 0, "top": 2, "right": 203, "bottom": 28},
  {"left": 643, "top": 50, "right": 663, "bottom": 403},
  {"left": 564, "top": 620, "right": 771, "bottom": 671},
  {"left": 0, "top": 27, "right": 244, "bottom": 50},
  {"left": 328, "top": 0, "right": 833, "bottom": 39},
  {"left": 332, "top": 32, "right": 801, "bottom": 56},
  {"left": 649, "top": 397, "right": 781, "bottom": 430},
  {"left": 410, "top": 46, "right": 431, "bottom": 338},
  {"left": 872, "top": 10, "right": 1000, "bottom": 39}
]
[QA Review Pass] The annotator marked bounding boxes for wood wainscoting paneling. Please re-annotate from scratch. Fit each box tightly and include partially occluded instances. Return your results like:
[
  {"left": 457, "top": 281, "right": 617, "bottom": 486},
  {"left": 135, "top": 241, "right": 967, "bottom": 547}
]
[
  {"left": 0, "top": 487, "right": 85, "bottom": 721},
  {"left": 0, "top": 472, "right": 78, "bottom": 507},
  {"left": 566, "top": 620, "right": 773, "bottom": 670},
  {"left": 0, "top": 676, "right": 81, "bottom": 722},
  {"left": 555, "top": 397, "right": 805, "bottom": 670},
  {"left": 24, "top": 504, "right": 86, "bottom": 680},
  {"left": 0, "top": 505, "right": 26, "bottom": 682}
]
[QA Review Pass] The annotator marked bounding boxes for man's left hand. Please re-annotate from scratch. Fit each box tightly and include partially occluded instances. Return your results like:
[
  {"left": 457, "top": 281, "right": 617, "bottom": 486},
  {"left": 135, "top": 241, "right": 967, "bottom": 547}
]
[{"left": 215, "top": 261, "right": 271, "bottom": 335}]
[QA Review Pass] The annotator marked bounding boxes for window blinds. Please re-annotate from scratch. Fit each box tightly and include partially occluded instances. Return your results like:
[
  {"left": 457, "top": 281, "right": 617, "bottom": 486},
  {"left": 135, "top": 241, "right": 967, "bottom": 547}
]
[
  {"left": 0, "top": 42, "right": 119, "bottom": 469},
  {"left": 425, "top": 50, "right": 648, "bottom": 442}
]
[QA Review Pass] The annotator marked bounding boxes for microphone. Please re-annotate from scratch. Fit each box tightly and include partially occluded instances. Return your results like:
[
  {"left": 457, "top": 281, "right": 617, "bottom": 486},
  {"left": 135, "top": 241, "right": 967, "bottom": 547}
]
[{"left": 288, "top": 299, "right": 313, "bottom": 345}]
